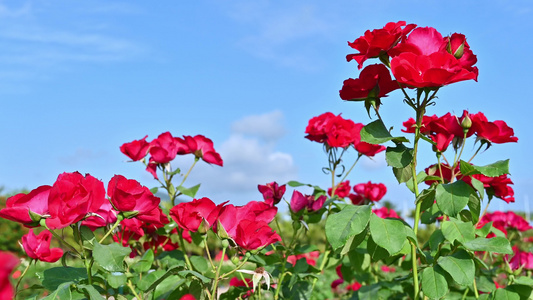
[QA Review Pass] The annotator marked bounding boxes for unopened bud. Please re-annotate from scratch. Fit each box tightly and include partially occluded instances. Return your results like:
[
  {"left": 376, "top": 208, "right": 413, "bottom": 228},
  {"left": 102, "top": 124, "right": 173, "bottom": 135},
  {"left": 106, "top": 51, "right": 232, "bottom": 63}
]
[{"left": 461, "top": 112, "right": 472, "bottom": 130}]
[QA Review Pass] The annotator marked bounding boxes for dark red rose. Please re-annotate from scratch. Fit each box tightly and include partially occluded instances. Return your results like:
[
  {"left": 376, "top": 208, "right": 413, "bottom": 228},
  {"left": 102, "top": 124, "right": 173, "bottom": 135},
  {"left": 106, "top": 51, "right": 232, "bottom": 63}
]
[
  {"left": 46, "top": 172, "right": 106, "bottom": 229},
  {"left": 339, "top": 64, "right": 399, "bottom": 101},
  {"left": 328, "top": 181, "right": 351, "bottom": 199},
  {"left": 472, "top": 174, "right": 515, "bottom": 203},
  {"left": 347, "top": 21, "right": 416, "bottom": 69},
  {"left": 120, "top": 135, "right": 150, "bottom": 161},
  {"left": 22, "top": 229, "right": 63, "bottom": 262},
  {"left": 0, "top": 185, "right": 51, "bottom": 227},
  {"left": 258, "top": 182, "right": 286, "bottom": 206}
]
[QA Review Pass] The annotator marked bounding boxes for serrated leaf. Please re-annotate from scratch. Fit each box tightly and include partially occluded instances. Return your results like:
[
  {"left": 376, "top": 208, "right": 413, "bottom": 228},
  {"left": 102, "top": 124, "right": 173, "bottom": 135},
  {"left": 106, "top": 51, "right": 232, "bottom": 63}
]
[
  {"left": 138, "top": 269, "right": 166, "bottom": 292},
  {"left": 441, "top": 219, "right": 475, "bottom": 245},
  {"left": 176, "top": 184, "right": 201, "bottom": 198},
  {"left": 286, "top": 180, "right": 308, "bottom": 187},
  {"left": 369, "top": 213, "right": 406, "bottom": 255},
  {"left": 392, "top": 165, "right": 413, "bottom": 183},
  {"left": 492, "top": 288, "right": 520, "bottom": 300},
  {"left": 106, "top": 272, "right": 127, "bottom": 289},
  {"left": 325, "top": 205, "right": 371, "bottom": 250},
  {"left": 463, "top": 237, "right": 513, "bottom": 254},
  {"left": 150, "top": 187, "right": 159, "bottom": 194},
  {"left": 93, "top": 242, "right": 131, "bottom": 272},
  {"left": 459, "top": 160, "right": 479, "bottom": 176},
  {"left": 406, "top": 171, "right": 427, "bottom": 193},
  {"left": 132, "top": 249, "right": 154, "bottom": 273},
  {"left": 77, "top": 284, "right": 105, "bottom": 299},
  {"left": 361, "top": 119, "right": 409, "bottom": 144},
  {"left": 474, "top": 160, "right": 510, "bottom": 177},
  {"left": 428, "top": 229, "right": 445, "bottom": 255},
  {"left": 421, "top": 265, "right": 448, "bottom": 299},
  {"left": 385, "top": 144, "right": 414, "bottom": 168},
  {"left": 41, "top": 282, "right": 73, "bottom": 300},
  {"left": 437, "top": 250, "right": 475, "bottom": 286},
  {"left": 467, "top": 194, "right": 481, "bottom": 224},
  {"left": 436, "top": 180, "right": 473, "bottom": 217},
  {"left": 177, "top": 270, "right": 210, "bottom": 283},
  {"left": 190, "top": 255, "right": 209, "bottom": 273}
]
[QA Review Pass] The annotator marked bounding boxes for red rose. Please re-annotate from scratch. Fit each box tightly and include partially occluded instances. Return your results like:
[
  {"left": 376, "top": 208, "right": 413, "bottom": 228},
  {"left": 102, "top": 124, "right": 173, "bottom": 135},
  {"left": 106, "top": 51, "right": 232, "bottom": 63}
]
[
  {"left": 0, "top": 185, "right": 51, "bottom": 227},
  {"left": 149, "top": 132, "right": 180, "bottom": 164},
  {"left": 401, "top": 115, "right": 438, "bottom": 134},
  {"left": 170, "top": 197, "right": 225, "bottom": 233},
  {"left": 354, "top": 141, "right": 386, "bottom": 157},
  {"left": 82, "top": 201, "right": 118, "bottom": 230},
  {"left": 146, "top": 157, "right": 159, "bottom": 179},
  {"left": 353, "top": 181, "right": 387, "bottom": 202},
  {"left": 328, "top": 181, "right": 351, "bottom": 199},
  {"left": 442, "top": 33, "right": 478, "bottom": 71},
  {"left": 305, "top": 112, "right": 336, "bottom": 144},
  {"left": 22, "top": 229, "right": 63, "bottom": 262},
  {"left": 507, "top": 247, "right": 533, "bottom": 270},
  {"left": 472, "top": 174, "right": 515, "bottom": 203},
  {"left": 0, "top": 251, "right": 18, "bottom": 300},
  {"left": 258, "top": 182, "right": 286, "bottom": 206},
  {"left": 324, "top": 115, "right": 361, "bottom": 148},
  {"left": 290, "top": 190, "right": 326, "bottom": 213},
  {"left": 339, "top": 64, "right": 399, "bottom": 101},
  {"left": 46, "top": 172, "right": 106, "bottom": 229},
  {"left": 287, "top": 251, "right": 320, "bottom": 266},
  {"left": 108, "top": 175, "right": 163, "bottom": 224},
  {"left": 372, "top": 207, "right": 401, "bottom": 219},
  {"left": 177, "top": 135, "right": 223, "bottom": 166},
  {"left": 477, "top": 211, "right": 531, "bottom": 237},
  {"left": 390, "top": 27, "right": 478, "bottom": 88},
  {"left": 120, "top": 135, "right": 150, "bottom": 161},
  {"left": 234, "top": 219, "right": 281, "bottom": 250},
  {"left": 216, "top": 201, "right": 277, "bottom": 238},
  {"left": 475, "top": 119, "right": 518, "bottom": 144},
  {"left": 346, "top": 21, "right": 416, "bottom": 69}
]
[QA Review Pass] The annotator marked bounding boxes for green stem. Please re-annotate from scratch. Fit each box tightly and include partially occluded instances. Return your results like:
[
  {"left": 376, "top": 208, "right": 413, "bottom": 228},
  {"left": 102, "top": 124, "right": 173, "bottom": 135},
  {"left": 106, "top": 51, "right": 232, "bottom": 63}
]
[
  {"left": 467, "top": 143, "right": 485, "bottom": 164},
  {"left": 310, "top": 250, "right": 331, "bottom": 292},
  {"left": 338, "top": 154, "right": 362, "bottom": 185},
  {"left": 205, "top": 241, "right": 215, "bottom": 269},
  {"left": 220, "top": 257, "right": 250, "bottom": 279},
  {"left": 99, "top": 215, "right": 123, "bottom": 243},
  {"left": 211, "top": 246, "right": 227, "bottom": 299},
  {"left": 14, "top": 259, "right": 32, "bottom": 298},
  {"left": 42, "top": 221, "right": 81, "bottom": 257},
  {"left": 173, "top": 157, "right": 200, "bottom": 204},
  {"left": 127, "top": 279, "right": 142, "bottom": 300},
  {"left": 473, "top": 277, "right": 479, "bottom": 299},
  {"left": 178, "top": 229, "right": 194, "bottom": 271}
]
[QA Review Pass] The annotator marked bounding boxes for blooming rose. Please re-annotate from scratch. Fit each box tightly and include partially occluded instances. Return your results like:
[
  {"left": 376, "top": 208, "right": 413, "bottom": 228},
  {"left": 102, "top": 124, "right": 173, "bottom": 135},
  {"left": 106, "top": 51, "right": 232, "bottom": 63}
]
[
  {"left": 22, "top": 229, "right": 63, "bottom": 262},
  {"left": 290, "top": 191, "right": 326, "bottom": 213},
  {"left": 472, "top": 174, "right": 515, "bottom": 203},
  {"left": 324, "top": 115, "right": 361, "bottom": 148},
  {"left": 346, "top": 21, "right": 416, "bottom": 69},
  {"left": 476, "top": 211, "right": 531, "bottom": 237},
  {"left": 234, "top": 219, "right": 281, "bottom": 251},
  {"left": 287, "top": 251, "right": 320, "bottom": 267},
  {"left": 0, "top": 251, "right": 18, "bottom": 300},
  {"left": 354, "top": 140, "right": 386, "bottom": 157},
  {"left": 149, "top": 132, "right": 180, "bottom": 164},
  {"left": 82, "top": 201, "right": 118, "bottom": 230},
  {"left": 170, "top": 198, "right": 226, "bottom": 233},
  {"left": 258, "top": 182, "right": 286, "bottom": 206},
  {"left": 352, "top": 181, "right": 387, "bottom": 202},
  {"left": 507, "top": 247, "right": 533, "bottom": 270},
  {"left": 216, "top": 201, "right": 277, "bottom": 238},
  {"left": 328, "top": 181, "right": 351, "bottom": 199},
  {"left": 108, "top": 175, "right": 164, "bottom": 224},
  {"left": 339, "top": 64, "right": 399, "bottom": 101},
  {"left": 305, "top": 112, "right": 336, "bottom": 143},
  {"left": 0, "top": 185, "right": 51, "bottom": 227},
  {"left": 390, "top": 27, "right": 478, "bottom": 88},
  {"left": 176, "top": 135, "right": 223, "bottom": 166},
  {"left": 120, "top": 135, "right": 151, "bottom": 161},
  {"left": 46, "top": 172, "right": 106, "bottom": 229},
  {"left": 146, "top": 157, "right": 159, "bottom": 179}
]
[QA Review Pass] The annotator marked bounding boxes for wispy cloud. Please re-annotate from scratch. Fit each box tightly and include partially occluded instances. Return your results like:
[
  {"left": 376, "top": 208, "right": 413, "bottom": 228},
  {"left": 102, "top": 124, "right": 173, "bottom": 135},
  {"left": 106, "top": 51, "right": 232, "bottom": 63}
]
[{"left": 223, "top": 1, "right": 337, "bottom": 70}]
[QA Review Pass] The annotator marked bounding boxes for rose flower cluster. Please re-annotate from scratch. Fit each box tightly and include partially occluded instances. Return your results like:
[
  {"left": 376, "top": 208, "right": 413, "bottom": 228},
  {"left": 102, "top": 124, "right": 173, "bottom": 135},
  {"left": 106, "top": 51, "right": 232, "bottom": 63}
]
[
  {"left": 305, "top": 112, "right": 385, "bottom": 156},
  {"left": 340, "top": 21, "right": 478, "bottom": 105}
]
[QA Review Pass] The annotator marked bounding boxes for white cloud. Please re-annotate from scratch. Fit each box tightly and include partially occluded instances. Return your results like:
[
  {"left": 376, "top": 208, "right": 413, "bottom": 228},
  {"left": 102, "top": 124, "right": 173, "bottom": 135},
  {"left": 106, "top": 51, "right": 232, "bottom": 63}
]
[
  {"left": 231, "top": 110, "right": 285, "bottom": 142},
  {"left": 177, "top": 111, "right": 297, "bottom": 204}
]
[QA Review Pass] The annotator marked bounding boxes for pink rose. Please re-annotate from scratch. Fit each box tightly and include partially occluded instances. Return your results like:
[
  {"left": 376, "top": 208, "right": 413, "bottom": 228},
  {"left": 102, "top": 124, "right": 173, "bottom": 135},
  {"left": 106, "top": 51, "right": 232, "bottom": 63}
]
[
  {"left": 0, "top": 185, "right": 51, "bottom": 227},
  {"left": 120, "top": 135, "right": 150, "bottom": 161},
  {"left": 22, "top": 229, "right": 63, "bottom": 262},
  {"left": 169, "top": 197, "right": 225, "bottom": 233}
]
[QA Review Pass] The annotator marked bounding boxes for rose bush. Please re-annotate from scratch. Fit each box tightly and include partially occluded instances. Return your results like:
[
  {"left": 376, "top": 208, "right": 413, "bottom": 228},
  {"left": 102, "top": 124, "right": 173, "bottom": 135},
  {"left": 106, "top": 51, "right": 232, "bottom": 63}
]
[{"left": 0, "top": 20, "right": 528, "bottom": 300}]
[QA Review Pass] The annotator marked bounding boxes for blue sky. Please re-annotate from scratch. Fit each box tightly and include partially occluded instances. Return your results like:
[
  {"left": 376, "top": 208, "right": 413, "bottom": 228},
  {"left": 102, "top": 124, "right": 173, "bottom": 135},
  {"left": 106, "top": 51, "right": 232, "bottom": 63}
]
[{"left": 1, "top": 0, "right": 531, "bottom": 216}]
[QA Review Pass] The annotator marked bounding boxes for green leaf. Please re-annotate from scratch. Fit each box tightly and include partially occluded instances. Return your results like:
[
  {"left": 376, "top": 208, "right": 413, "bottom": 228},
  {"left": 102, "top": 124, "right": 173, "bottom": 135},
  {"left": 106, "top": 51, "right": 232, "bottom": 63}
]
[
  {"left": 385, "top": 144, "right": 414, "bottom": 168},
  {"left": 470, "top": 177, "right": 485, "bottom": 200},
  {"left": 467, "top": 194, "right": 481, "bottom": 224},
  {"left": 340, "top": 229, "right": 367, "bottom": 255},
  {"left": 406, "top": 171, "right": 427, "bottom": 194},
  {"left": 287, "top": 180, "right": 307, "bottom": 187},
  {"left": 325, "top": 205, "right": 371, "bottom": 250},
  {"left": 476, "top": 222, "right": 493, "bottom": 238},
  {"left": 176, "top": 184, "right": 201, "bottom": 198},
  {"left": 177, "top": 270, "right": 210, "bottom": 283},
  {"left": 392, "top": 165, "right": 413, "bottom": 183},
  {"left": 150, "top": 187, "right": 159, "bottom": 195},
  {"left": 437, "top": 250, "right": 475, "bottom": 286},
  {"left": 190, "top": 255, "right": 209, "bottom": 273},
  {"left": 367, "top": 236, "right": 389, "bottom": 261},
  {"left": 428, "top": 229, "right": 445, "bottom": 255},
  {"left": 132, "top": 249, "right": 154, "bottom": 273},
  {"left": 106, "top": 272, "right": 127, "bottom": 289},
  {"left": 459, "top": 160, "right": 479, "bottom": 176},
  {"left": 369, "top": 213, "right": 406, "bottom": 255},
  {"left": 463, "top": 237, "right": 513, "bottom": 254},
  {"left": 492, "top": 288, "right": 520, "bottom": 300},
  {"left": 42, "top": 282, "right": 73, "bottom": 300},
  {"left": 93, "top": 242, "right": 131, "bottom": 272},
  {"left": 475, "top": 160, "right": 510, "bottom": 177},
  {"left": 418, "top": 187, "right": 436, "bottom": 212},
  {"left": 361, "top": 119, "right": 409, "bottom": 144},
  {"left": 77, "top": 284, "right": 105, "bottom": 299},
  {"left": 138, "top": 269, "right": 166, "bottom": 292},
  {"left": 435, "top": 180, "right": 473, "bottom": 217},
  {"left": 421, "top": 265, "right": 448, "bottom": 299},
  {"left": 42, "top": 267, "right": 87, "bottom": 291},
  {"left": 441, "top": 219, "right": 475, "bottom": 245}
]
